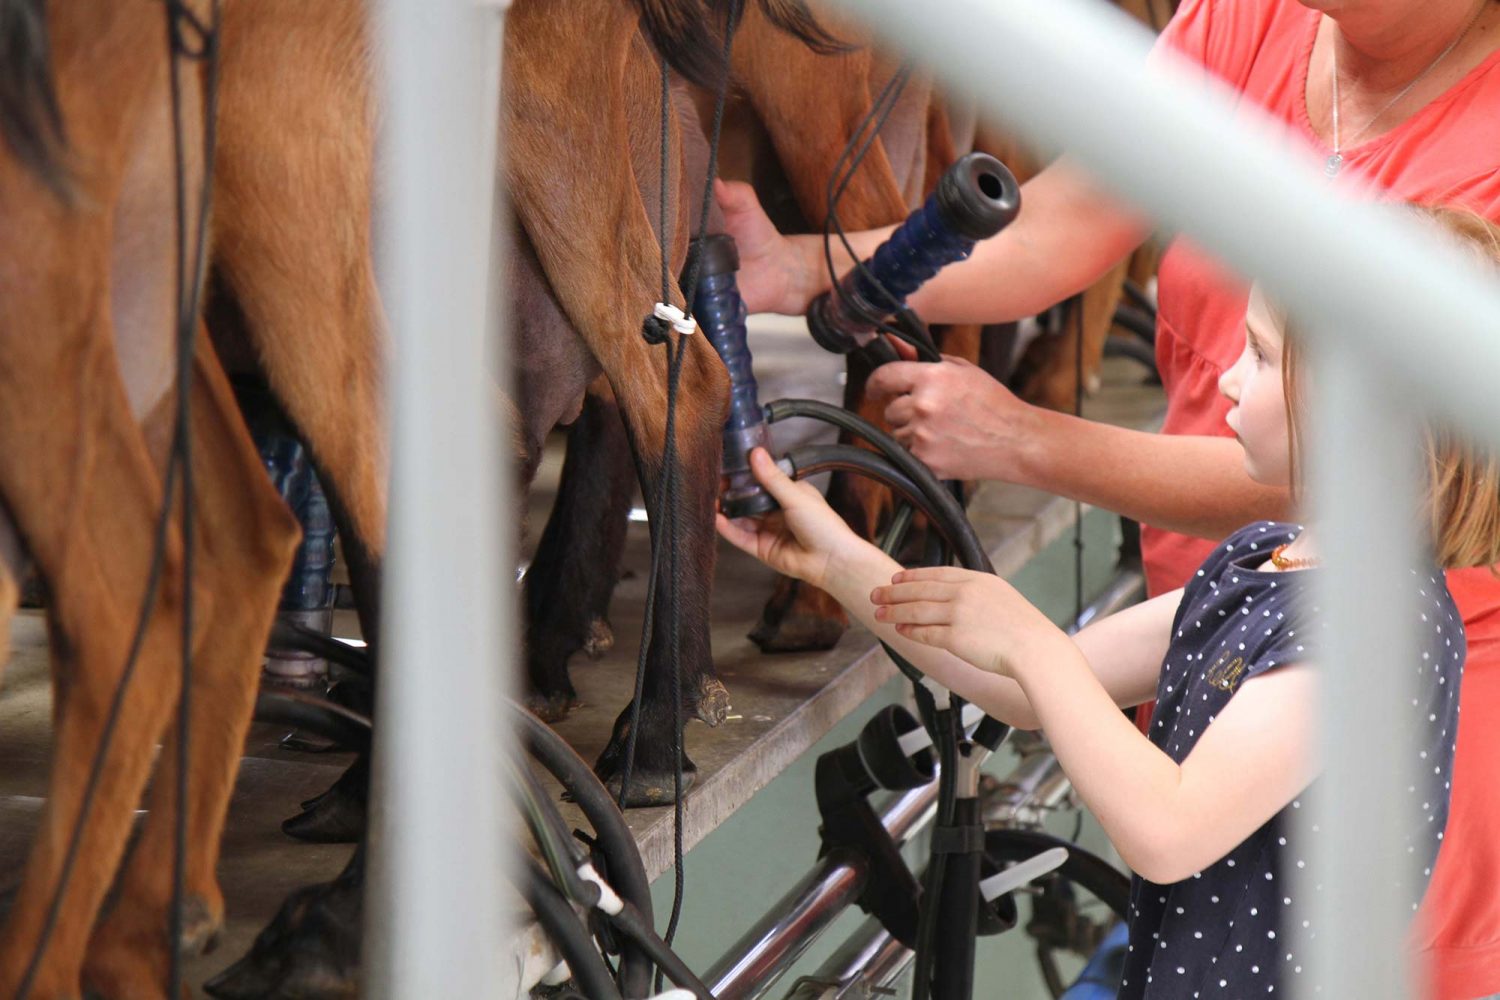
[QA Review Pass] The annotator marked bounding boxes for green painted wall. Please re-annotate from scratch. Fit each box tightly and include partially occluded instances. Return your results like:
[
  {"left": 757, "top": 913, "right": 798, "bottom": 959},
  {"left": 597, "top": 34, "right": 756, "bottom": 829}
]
[{"left": 650, "top": 508, "right": 1129, "bottom": 998}]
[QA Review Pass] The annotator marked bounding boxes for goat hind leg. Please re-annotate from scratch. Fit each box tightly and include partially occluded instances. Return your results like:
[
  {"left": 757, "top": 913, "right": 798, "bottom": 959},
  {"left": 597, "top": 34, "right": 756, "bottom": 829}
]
[
  {"left": 523, "top": 385, "right": 635, "bottom": 721},
  {"left": 82, "top": 336, "right": 299, "bottom": 998},
  {"left": 0, "top": 328, "right": 189, "bottom": 999}
]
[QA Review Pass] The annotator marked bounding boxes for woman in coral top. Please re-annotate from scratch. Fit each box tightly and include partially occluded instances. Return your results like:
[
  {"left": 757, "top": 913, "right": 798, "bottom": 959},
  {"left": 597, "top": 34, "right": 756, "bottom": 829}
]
[{"left": 717, "top": 0, "right": 1500, "bottom": 995}]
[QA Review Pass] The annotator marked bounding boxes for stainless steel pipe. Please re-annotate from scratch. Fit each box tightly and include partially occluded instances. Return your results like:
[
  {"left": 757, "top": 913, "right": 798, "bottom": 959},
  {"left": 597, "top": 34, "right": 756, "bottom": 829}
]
[{"left": 705, "top": 782, "right": 939, "bottom": 1000}]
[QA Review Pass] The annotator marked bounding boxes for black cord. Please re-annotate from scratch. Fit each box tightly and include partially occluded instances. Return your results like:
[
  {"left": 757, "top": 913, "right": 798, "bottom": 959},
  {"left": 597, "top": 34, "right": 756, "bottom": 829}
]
[
  {"left": 15, "top": 6, "right": 219, "bottom": 997},
  {"left": 164, "top": 4, "right": 220, "bottom": 994},
  {"left": 819, "top": 62, "right": 940, "bottom": 362},
  {"left": 613, "top": 5, "right": 740, "bottom": 994}
]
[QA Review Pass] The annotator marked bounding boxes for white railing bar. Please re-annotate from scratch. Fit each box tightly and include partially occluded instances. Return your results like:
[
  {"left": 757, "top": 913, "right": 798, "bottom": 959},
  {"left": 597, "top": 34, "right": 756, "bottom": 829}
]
[
  {"left": 1304, "top": 350, "right": 1424, "bottom": 997},
  {"left": 367, "top": 0, "right": 512, "bottom": 997},
  {"left": 828, "top": 0, "right": 1500, "bottom": 449}
]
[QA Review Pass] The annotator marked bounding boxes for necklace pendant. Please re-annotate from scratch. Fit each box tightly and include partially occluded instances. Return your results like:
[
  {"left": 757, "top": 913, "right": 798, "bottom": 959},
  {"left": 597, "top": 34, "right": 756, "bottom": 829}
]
[{"left": 1325, "top": 152, "right": 1343, "bottom": 178}]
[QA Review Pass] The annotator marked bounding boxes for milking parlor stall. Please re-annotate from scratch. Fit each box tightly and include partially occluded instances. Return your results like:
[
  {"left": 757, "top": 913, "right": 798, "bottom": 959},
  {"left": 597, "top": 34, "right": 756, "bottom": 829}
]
[{"left": 4, "top": 0, "right": 1491, "bottom": 996}]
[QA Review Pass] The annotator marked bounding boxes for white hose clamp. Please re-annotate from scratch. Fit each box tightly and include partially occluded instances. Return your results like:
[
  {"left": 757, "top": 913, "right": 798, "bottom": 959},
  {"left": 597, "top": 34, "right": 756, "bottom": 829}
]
[
  {"left": 654, "top": 302, "right": 697, "bottom": 335},
  {"left": 577, "top": 862, "right": 624, "bottom": 916}
]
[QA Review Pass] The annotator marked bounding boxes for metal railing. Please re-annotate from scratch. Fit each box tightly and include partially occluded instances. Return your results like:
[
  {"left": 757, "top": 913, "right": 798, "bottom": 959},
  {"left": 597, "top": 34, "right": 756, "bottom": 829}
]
[{"left": 367, "top": 0, "right": 513, "bottom": 997}]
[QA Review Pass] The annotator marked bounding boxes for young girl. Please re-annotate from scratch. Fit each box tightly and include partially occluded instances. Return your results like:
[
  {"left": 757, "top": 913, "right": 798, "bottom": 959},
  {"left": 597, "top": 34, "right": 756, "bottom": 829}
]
[{"left": 716, "top": 208, "right": 1500, "bottom": 997}]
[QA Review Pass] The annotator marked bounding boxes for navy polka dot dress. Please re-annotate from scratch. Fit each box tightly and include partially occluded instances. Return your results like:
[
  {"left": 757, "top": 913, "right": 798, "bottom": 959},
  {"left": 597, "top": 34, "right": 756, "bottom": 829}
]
[{"left": 1116, "top": 522, "right": 1463, "bottom": 999}]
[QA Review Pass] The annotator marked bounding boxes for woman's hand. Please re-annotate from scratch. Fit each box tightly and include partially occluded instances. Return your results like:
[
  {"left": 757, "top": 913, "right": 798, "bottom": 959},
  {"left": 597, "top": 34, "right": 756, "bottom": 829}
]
[
  {"left": 870, "top": 566, "right": 1066, "bottom": 678},
  {"left": 715, "top": 448, "right": 868, "bottom": 589},
  {"left": 715, "top": 179, "right": 821, "bottom": 315},
  {"left": 866, "top": 355, "right": 1039, "bottom": 483}
]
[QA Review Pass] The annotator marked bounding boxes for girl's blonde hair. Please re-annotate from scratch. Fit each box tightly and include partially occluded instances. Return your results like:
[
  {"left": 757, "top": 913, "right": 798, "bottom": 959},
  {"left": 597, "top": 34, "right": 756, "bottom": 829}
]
[{"left": 1274, "top": 204, "right": 1500, "bottom": 570}]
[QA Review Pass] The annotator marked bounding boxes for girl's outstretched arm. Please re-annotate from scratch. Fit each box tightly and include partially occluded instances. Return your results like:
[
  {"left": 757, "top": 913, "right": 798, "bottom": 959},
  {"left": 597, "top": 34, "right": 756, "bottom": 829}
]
[
  {"left": 717, "top": 449, "right": 1178, "bottom": 729},
  {"left": 875, "top": 568, "right": 1318, "bottom": 883}
]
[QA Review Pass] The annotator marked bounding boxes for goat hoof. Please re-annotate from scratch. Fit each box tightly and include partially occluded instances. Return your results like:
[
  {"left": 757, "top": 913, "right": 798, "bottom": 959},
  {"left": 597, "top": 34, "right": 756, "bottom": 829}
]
[
  {"left": 598, "top": 761, "right": 699, "bottom": 808},
  {"left": 524, "top": 688, "right": 580, "bottom": 723},
  {"left": 749, "top": 610, "right": 847, "bottom": 652},
  {"left": 593, "top": 713, "right": 699, "bottom": 808},
  {"left": 694, "top": 677, "right": 730, "bottom": 727},
  {"left": 582, "top": 616, "right": 614, "bottom": 658},
  {"left": 180, "top": 894, "right": 224, "bottom": 956},
  {"left": 282, "top": 795, "right": 364, "bottom": 844},
  {"left": 750, "top": 580, "right": 848, "bottom": 653},
  {"left": 203, "top": 876, "right": 361, "bottom": 1000},
  {"left": 287, "top": 759, "right": 367, "bottom": 843}
]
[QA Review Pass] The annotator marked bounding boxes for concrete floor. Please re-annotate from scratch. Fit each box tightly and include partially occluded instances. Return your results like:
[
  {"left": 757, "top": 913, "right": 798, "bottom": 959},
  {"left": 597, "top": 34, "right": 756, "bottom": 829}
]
[{"left": 0, "top": 317, "right": 1163, "bottom": 997}]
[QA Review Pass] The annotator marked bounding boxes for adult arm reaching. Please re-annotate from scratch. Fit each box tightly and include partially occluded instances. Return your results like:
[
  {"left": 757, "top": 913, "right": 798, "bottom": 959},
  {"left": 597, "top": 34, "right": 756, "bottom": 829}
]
[
  {"left": 865, "top": 355, "right": 1291, "bottom": 539},
  {"left": 715, "top": 159, "right": 1150, "bottom": 323}
]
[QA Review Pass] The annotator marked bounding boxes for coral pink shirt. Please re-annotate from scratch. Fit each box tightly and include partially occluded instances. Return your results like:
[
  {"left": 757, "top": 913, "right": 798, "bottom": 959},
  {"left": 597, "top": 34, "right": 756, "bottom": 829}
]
[{"left": 1145, "top": 2, "right": 1500, "bottom": 996}]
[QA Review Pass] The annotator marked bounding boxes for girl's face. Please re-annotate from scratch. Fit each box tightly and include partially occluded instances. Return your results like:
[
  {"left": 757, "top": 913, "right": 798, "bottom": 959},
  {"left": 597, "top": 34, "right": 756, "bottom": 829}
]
[{"left": 1220, "top": 292, "right": 1293, "bottom": 487}]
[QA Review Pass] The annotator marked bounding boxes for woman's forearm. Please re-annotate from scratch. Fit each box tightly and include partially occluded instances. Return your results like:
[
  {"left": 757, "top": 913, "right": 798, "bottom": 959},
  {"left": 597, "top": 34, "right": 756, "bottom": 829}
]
[
  {"left": 789, "top": 162, "right": 1149, "bottom": 324},
  {"left": 1010, "top": 409, "right": 1291, "bottom": 540}
]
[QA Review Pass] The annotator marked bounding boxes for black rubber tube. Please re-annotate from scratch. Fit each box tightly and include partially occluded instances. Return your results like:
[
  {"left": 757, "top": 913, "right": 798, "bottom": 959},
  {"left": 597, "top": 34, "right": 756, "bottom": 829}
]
[
  {"left": 252, "top": 690, "right": 371, "bottom": 751},
  {"left": 1104, "top": 333, "right": 1160, "bottom": 374},
  {"left": 766, "top": 399, "right": 992, "bottom": 573},
  {"left": 1112, "top": 302, "right": 1157, "bottom": 344},
  {"left": 780, "top": 442, "right": 989, "bottom": 574},
  {"left": 267, "top": 619, "right": 372, "bottom": 675},
  {"left": 519, "top": 861, "right": 625, "bottom": 1000},
  {"left": 982, "top": 829, "right": 1132, "bottom": 919},
  {"left": 609, "top": 902, "right": 716, "bottom": 1000},
  {"left": 515, "top": 705, "right": 654, "bottom": 998}
]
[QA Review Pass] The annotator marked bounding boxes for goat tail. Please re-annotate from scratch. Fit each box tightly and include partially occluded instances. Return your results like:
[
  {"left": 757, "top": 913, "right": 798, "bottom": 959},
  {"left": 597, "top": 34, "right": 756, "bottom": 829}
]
[{"left": 0, "top": 0, "right": 68, "bottom": 197}]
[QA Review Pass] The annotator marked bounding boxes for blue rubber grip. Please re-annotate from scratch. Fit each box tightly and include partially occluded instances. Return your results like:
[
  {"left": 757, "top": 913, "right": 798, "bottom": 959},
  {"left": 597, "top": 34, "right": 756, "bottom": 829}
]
[
  {"left": 257, "top": 429, "right": 336, "bottom": 612},
  {"left": 686, "top": 234, "right": 778, "bottom": 517},
  {"left": 695, "top": 268, "right": 763, "bottom": 434},
  {"left": 853, "top": 194, "right": 976, "bottom": 312},
  {"left": 808, "top": 152, "right": 1019, "bottom": 354}
]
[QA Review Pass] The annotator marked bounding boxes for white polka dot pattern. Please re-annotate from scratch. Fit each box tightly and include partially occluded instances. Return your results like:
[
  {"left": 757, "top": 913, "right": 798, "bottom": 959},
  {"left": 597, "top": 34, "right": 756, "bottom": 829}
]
[{"left": 1117, "top": 522, "right": 1463, "bottom": 998}]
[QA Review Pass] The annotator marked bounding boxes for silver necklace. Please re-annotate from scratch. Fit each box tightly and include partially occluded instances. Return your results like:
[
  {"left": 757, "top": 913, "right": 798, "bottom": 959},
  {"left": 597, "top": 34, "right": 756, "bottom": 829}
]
[{"left": 1325, "top": 3, "right": 1487, "bottom": 177}]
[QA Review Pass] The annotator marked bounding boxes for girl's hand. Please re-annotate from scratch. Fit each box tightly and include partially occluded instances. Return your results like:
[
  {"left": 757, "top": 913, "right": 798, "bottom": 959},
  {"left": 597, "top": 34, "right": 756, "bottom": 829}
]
[
  {"left": 870, "top": 566, "right": 1065, "bottom": 678},
  {"left": 715, "top": 448, "right": 865, "bottom": 589}
]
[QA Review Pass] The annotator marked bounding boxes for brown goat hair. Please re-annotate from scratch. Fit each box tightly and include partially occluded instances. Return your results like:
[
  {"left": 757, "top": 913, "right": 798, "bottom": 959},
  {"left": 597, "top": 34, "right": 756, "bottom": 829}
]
[{"left": 0, "top": 2, "right": 300, "bottom": 995}]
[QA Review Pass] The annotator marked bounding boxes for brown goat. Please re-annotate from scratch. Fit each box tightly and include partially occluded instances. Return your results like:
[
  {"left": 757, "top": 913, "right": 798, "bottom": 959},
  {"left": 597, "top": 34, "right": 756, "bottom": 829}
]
[{"left": 0, "top": 2, "right": 298, "bottom": 996}]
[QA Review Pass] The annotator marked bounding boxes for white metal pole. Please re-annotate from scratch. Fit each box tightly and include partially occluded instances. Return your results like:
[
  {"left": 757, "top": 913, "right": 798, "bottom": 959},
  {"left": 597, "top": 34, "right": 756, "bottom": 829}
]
[
  {"left": 1303, "top": 351, "right": 1423, "bottom": 997},
  {"left": 367, "top": 0, "right": 512, "bottom": 996}
]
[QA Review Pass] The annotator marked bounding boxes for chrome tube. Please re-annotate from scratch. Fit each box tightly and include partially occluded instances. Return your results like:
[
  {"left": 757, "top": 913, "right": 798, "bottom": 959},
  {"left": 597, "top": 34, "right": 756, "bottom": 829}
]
[
  {"left": 983, "top": 738, "right": 1074, "bottom": 832},
  {"left": 706, "top": 782, "right": 938, "bottom": 1000},
  {"left": 987, "top": 567, "right": 1145, "bottom": 830},
  {"left": 366, "top": 0, "right": 511, "bottom": 997},
  {"left": 782, "top": 917, "right": 913, "bottom": 999}
]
